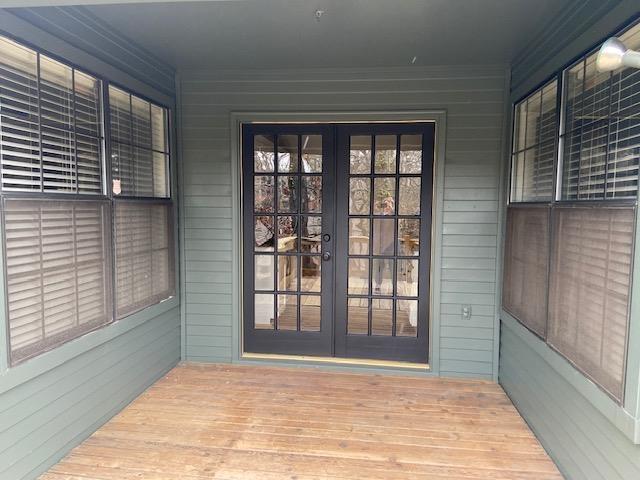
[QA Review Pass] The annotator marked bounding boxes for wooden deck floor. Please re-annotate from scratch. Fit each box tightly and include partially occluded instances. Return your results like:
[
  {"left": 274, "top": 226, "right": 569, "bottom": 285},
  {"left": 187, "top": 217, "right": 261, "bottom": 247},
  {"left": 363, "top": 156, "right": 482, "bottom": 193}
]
[{"left": 40, "top": 363, "right": 562, "bottom": 480}]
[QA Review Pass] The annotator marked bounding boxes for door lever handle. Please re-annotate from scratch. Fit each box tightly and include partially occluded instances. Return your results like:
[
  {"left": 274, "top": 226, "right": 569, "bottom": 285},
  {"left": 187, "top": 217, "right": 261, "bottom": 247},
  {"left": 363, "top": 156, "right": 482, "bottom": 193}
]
[{"left": 322, "top": 251, "right": 331, "bottom": 261}]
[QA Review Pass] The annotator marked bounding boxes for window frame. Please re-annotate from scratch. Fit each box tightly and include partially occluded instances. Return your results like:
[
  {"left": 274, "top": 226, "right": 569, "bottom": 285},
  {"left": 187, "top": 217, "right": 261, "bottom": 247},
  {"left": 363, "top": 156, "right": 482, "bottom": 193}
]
[
  {"left": 505, "top": 16, "right": 640, "bottom": 404},
  {"left": 0, "top": 31, "right": 176, "bottom": 366}
]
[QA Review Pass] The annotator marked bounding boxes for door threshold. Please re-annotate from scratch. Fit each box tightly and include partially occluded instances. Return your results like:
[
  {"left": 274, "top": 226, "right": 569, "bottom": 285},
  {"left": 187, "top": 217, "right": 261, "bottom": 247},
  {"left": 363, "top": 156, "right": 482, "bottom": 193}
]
[{"left": 241, "top": 352, "right": 429, "bottom": 370}]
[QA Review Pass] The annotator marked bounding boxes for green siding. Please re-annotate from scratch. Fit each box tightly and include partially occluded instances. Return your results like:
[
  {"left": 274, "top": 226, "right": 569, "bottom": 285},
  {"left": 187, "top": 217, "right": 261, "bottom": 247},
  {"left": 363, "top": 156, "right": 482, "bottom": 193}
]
[
  {"left": 179, "top": 65, "right": 508, "bottom": 378},
  {"left": 0, "top": 8, "right": 181, "bottom": 480}
]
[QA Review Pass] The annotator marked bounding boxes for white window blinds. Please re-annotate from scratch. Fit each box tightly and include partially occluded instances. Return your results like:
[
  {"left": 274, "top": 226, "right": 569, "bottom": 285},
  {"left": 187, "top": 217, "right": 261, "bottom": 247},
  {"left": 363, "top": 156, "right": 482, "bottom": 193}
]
[
  {"left": 561, "top": 22, "right": 640, "bottom": 199},
  {"left": 511, "top": 80, "right": 558, "bottom": 202},
  {"left": 4, "top": 199, "right": 112, "bottom": 364},
  {"left": 109, "top": 86, "right": 168, "bottom": 197},
  {"left": 548, "top": 207, "right": 633, "bottom": 400},
  {"left": 115, "top": 202, "right": 173, "bottom": 318},
  {"left": 0, "top": 36, "right": 104, "bottom": 194}
]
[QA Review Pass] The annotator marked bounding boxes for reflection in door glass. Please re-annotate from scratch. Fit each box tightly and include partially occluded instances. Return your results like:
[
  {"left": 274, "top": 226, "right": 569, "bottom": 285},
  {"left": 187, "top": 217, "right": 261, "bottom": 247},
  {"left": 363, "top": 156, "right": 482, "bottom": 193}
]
[
  {"left": 398, "top": 177, "right": 421, "bottom": 215},
  {"left": 278, "top": 176, "right": 298, "bottom": 212},
  {"left": 300, "top": 256, "right": 321, "bottom": 292},
  {"left": 301, "top": 216, "right": 322, "bottom": 253},
  {"left": 349, "top": 177, "right": 370, "bottom": 215},
  {"left": 302, "top": 176, "right": 322, "bottom": 213},
  {"left": 349, "top": 135, "right": 371, "bottom": 174},
  {"left": 397, "top": 259, "right": 419, "bottom": 297},
  {"left": 254, "top": 135, "right": 274, "bottom": 172},
  {"left": 348, "top": 258, "right": 369, "bottom": 295},
  {"left": 348, "top": 297, "right": 369, "bottom": 334},
  {"left": 374, "top": 135, "right": 396, "bottom": 174},
  {"left": 254, "top": 216, "right": 274, "bottom": 252},
  {"left": 277, "top": 216, "right": 298, "bottom": 252},
  {"left": 254, "top": 176, "right": 274, "bottom": 213},
  {"left": 277, "top": 256, "right": 297, "bottom": 291},
  {"left": 254, "top": 294, "right": 274, "bottom": 329},
  {"left": 302, "top": 135, "right": 322, "bottom": 173},
  {"left": 254, "top": 255, "right": 274, "bottom": 291},
  {"left": 277, "top": 294, "right": 297, "bottom": 330},
  {"left": 373, "top": 177, "right": 396, "bottom": 215},
  {"left": 348, "top": 218, "right": 370, "bottom": 255},
  {"left": 277, "top": 135, "right": 298, "bottom": 172},
  {"left": 399, "top": 135, "right": 422, "bottom": 173},
  {"left": 301, "top": 295, "right": 321, "bottom": 331},
  {"left": 371, "top": 298, "right": 393, "bottom": 335},
  {"left": 372, "top": 218, "right": 395, "bottom": 256},
  {"left": 372, "top": 258, "right": 394, "bottom": 295},
  {"left": 397, "top": 299, "right": 418, "bottom": 337},
  {"left": 398, "top": 219, "right": 420, "bottom": 256}
]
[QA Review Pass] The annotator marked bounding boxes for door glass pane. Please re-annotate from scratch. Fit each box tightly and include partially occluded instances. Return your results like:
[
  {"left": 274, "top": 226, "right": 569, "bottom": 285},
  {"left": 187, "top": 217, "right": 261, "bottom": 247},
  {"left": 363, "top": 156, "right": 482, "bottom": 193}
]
[
  {"left": 398, "top": 177, "right": 421, "bottom": 215},
  {"left": 396, "top": 299, "right": 418, "bottom": 337},
  {"left": 277, "top": 176, "right": 298, "bottom": 212},
  {"left": 349, "top": 178, "right": 370, "bottom": 215},
  {"left": 372, "top": 258, "right": 394, "bottom": 295},
  {"left": 301, "top": 216, "right": 322, "bottom": 253},
  {"left": 302, "top": 176, "right": 322, "bottom": 213},
  {"left": 254, "top": 135, "right": 274, "bottom": 172},
  {"left": 254, "top": 176, "right": 274, "bottom": 213},
  {"left": 277, "top": 216, "right": 297, "bottom": 252},
  {"left": 400, "top": 135, "right": 422, "bottom": 173},
  {"left": 254, "top": 216, "right": 275, "bottom": 252},
  {"left": 372, "top": 218, "right": 395, "bottom": 255},
  {"left": 301, "top": 256, "right": 321, "bottom": 292},
  {"left": 348, "top": 259, "right": 369, "bottom": 295},
  {"left": 349, "top": 218, "right": 369, "bottom": 255},
  {"left": 350, "top": 135, "right": 371, "bottom": 174},
  {"left": 301, "top": 295, "right": 321, "bottom": 331},
  {"left": 254, "top": 255, "right": 274, "bottom": 290},
  {"left": 277, "top": 135, "right": 298, "bottom": 172},
  {"left": 373, "top": 177, "right": 396, "bottom": 215},
  {"left": 371, "top": 298, "right": 393, "bottom": 335},
  {"left": 397, "top": 259, "right": 418, "bottom": 297},
  {"left": 348, "top": 298, "right": 369, "bottom": 334},
  {"left": 277, "top": 294, "right": 297, "bottom": 330},
  {"left": 374, "top": 135, "right": 397, "bottom": 173},
  {"left": 277, "top": 256, "right": 297, "bottom": 291},
  {"left": 254, "top": 294, "right": 274, "bottom": 329},
  {"left": 302, "top": 135, "right": 322, "bottom": 173},
  {"left": 398, "top": 219, "right": 420, "bottom": 256}
]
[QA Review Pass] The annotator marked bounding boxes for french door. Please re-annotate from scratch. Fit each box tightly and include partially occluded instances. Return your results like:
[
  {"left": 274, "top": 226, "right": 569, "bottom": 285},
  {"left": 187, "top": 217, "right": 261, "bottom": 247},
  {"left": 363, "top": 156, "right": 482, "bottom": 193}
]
[{"left": 242, "top": 123, "right": 434, "bottom": 363}]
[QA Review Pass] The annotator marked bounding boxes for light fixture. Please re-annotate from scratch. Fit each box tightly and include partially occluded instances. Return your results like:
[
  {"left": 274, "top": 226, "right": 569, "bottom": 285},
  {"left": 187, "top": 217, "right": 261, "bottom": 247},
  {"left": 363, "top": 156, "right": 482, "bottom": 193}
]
[{"left": 596, "top": 37, "right": 640, "bottom": 72}]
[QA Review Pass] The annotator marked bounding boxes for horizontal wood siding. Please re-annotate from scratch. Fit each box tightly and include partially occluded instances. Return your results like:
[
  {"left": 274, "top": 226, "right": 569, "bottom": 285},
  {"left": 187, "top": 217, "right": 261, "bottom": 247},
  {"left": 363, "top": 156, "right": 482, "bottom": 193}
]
[
  {"left": 0, "top": 306, "right": 180, "bottom": 479},
  {"left": 500, "top": 319, "right": 640, "bottom": 479},
  {"left": 180, "top": 65, "right": 507, "bottom": 377}
]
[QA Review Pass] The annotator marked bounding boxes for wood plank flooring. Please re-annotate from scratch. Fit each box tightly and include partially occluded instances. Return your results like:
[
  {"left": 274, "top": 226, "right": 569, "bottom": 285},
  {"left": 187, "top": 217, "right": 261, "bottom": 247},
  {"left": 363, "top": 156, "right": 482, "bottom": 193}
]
[{"left": 40, "top": 363, "right": 562, "bottom": 479}]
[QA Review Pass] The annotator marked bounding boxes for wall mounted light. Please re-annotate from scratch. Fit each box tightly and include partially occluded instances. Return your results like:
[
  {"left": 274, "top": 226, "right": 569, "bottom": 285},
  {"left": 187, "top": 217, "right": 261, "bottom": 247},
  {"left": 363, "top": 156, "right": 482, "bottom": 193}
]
[{"left": 596, "top": 37, "right": 640, "bottom": 72}]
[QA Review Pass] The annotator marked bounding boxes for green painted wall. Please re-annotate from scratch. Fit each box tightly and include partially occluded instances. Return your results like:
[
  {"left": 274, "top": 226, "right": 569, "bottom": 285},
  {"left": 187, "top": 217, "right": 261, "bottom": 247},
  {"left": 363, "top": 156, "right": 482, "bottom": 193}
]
[
  {"left": 0, "top": 8, "right": 181, "bottom": 480},
  {"left": 499, "top": 1, "right": 640, "bottom": 479},
  {"left": 178, "top": 64, "right": 509, "bottom": 379}
]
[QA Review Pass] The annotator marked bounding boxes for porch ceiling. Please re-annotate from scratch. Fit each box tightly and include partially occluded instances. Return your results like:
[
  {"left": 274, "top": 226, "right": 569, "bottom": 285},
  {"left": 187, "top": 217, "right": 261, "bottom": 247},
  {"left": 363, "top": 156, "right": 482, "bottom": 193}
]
[{"left": 72, "top": 0, "right": 570, "bottom": 70}]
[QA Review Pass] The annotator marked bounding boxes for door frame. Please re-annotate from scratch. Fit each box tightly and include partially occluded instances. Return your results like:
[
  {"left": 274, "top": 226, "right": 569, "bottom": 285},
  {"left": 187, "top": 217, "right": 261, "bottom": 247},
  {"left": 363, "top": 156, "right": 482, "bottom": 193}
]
[{"left": 229, "top": 111, "right": 447, "bottom": 374}]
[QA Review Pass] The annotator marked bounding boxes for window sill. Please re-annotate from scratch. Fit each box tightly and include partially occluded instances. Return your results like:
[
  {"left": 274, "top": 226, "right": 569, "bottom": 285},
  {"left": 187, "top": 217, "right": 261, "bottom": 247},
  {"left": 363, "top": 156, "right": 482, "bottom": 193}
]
[
  {"left": 500, "top": 311, "right": 639, "bottom": 444},
  {"left": 0, "top": 295, "right": 179, "bottom": 395}
]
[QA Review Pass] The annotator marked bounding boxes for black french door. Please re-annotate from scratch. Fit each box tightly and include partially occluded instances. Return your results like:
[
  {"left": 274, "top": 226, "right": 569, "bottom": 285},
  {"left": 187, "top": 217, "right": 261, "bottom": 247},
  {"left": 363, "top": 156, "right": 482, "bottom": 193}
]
[{"left": 242, "top": 123, "right": 434, "bottom": 363}]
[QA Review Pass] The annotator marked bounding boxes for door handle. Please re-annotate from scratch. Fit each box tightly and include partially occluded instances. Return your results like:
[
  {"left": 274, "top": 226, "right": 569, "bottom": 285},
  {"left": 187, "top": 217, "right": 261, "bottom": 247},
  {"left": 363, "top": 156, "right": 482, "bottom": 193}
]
[{"left": 322, "top": 251, "right": 331, "bottom": 261}]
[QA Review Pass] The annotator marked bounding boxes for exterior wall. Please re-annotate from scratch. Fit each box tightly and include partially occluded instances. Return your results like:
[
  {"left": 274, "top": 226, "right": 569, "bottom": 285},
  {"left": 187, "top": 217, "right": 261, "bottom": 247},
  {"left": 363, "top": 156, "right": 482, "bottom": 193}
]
[
  {"left": 179, "top": 65, "right": 509, "bottom": 379},
  {"left": 499, "top": 1, "right": 640, "bottom": 479},
  {"left": 0, "top": 9, "right": 181, "bottom": 480}
]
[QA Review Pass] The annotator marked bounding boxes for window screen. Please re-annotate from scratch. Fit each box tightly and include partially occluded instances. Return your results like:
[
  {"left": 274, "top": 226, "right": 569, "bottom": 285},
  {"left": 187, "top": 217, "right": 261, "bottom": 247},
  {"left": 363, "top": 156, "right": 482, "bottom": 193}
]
[
  {"left": 502, "top": 206, "right": 550, "bottom": 337},
  {"left": 511, "top": 80, "right": 558, "bottom": 202},
  {"left": 548, "top": 207, "right": 634, "bottom": 400},
  {"left": 109, "top": 86, "right": 169, "bottom": 197},
  {"left": 4, "top": 199, "right": 112, "bottom": 364},
  {"left": 0, "top": 36, "right": 103, "bottom": 194},
  {"left": 115, "top": 202, "right": 174, "bottom": 318},
  {"left": 561, "top": 22, "right": 640, "bottom": 200}
]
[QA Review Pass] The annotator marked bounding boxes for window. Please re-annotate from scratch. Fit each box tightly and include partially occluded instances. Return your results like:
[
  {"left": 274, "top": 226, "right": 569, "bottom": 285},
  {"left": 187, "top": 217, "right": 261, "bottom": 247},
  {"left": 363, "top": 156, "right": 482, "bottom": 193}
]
[
  {"left": 561, "top": 23, "right": 640, "bottom": 199},
  {"left": 504, "top": 19, "right": 640, "bottom": 402},
  {"left": 511, "top": 80, "right": 558, "bottom": 202},
  {"left": 109, "top": 87, "right": 173, "bottom": 318},
  {"left": 0, "top": 34, "right": 174, "bottom": 365}
]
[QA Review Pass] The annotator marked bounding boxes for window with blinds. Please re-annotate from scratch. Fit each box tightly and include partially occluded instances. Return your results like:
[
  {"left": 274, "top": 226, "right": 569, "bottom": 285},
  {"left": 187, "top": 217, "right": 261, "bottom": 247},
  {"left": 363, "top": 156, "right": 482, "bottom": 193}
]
[
  {"left": 109, "top": 86, "right": 169, "bottom": 198},
  {"left": 115, "top": 202, "right": 173, "bottom": 318},
  {"left": 548, "top": 207, "right": 634, "bottom": 400},
  {"left": 561, "top": 22, "right": 640, "bottom": 200},
  {"left": 502, "top": 206, "right": 550, "bottom": 337},
  {"left": 511, "top": 80, "right": 558, "bottom": 202},
  {"left": 3, "top": 199, "right": 112, "bottom": 364},
  {"left": 0, "top": 36, "right": 104, "bottom": 194}
]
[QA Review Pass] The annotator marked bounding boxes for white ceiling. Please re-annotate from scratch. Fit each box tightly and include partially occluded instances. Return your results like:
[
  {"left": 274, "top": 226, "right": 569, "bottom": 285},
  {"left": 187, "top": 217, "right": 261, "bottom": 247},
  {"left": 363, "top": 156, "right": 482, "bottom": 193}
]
[{"left": 83, "top": 0, "right": 570, "bottom": 70}]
